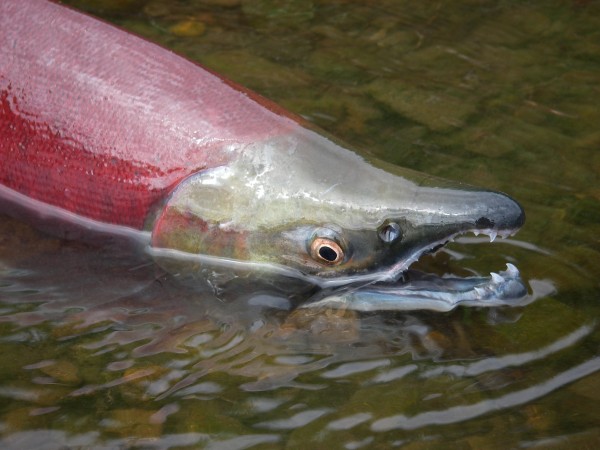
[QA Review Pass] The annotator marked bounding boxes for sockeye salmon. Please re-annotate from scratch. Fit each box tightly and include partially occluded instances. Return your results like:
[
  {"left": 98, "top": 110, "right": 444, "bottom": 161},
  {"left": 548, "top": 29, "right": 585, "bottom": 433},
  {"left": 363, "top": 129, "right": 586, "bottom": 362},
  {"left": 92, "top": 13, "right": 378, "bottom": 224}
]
[{"left": 0, "top": 0, "right": 529, "bottom": 311}]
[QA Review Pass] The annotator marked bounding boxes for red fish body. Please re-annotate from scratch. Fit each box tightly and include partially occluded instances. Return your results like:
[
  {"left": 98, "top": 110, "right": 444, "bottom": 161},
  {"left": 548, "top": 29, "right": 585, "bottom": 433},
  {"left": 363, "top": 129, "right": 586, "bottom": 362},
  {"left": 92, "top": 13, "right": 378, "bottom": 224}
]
[{"left": 0, "top": 0, "right": 295, "bottom": 229}]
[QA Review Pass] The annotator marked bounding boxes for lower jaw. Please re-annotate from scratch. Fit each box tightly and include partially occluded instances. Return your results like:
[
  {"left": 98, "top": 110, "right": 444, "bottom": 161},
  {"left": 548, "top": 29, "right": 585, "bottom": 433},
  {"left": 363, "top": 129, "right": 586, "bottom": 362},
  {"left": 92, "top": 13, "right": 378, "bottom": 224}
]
[{"left": 301, "top": 263, "right": 530, "bottom": 312}]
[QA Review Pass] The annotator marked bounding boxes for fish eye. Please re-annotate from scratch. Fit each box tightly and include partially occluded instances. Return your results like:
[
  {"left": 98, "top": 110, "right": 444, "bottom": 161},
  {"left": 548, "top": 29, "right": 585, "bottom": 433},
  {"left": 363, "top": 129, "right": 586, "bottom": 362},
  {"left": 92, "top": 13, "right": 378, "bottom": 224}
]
[
  {"left": 378, "top": 221, "right": 402, "bottom": 243},
  {"left": 310, "top": 237, "right": 345, "bottom": 265}
]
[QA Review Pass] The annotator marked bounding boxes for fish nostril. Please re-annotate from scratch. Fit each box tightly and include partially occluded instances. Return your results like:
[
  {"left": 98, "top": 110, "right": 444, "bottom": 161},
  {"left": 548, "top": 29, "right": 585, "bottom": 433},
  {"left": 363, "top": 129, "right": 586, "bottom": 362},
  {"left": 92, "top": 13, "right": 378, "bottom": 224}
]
[
  {"left": 378, "top": 221, "right": 402, "bottom": 243},
  {"left": 475, "top": 216, "right": 494, "bottom": 229}
]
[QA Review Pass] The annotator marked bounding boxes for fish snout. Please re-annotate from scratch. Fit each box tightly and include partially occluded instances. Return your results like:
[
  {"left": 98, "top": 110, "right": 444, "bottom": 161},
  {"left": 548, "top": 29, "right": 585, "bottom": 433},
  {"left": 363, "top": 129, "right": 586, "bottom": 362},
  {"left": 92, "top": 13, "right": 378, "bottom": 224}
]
[
  {"left": 383, "top": 187, "right": 526, "bottom": 267},
  {"left": 468, "top": 190, "right": 525, "bottom": 238},
  {"left": 406, "top": 185, "right": 526, "bottom": 238}
]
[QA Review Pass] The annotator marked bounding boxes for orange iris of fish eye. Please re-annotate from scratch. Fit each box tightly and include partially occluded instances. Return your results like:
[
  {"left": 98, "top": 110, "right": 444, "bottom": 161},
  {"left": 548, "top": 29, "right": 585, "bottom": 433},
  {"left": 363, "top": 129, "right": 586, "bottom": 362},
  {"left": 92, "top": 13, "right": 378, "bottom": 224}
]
[{"left": 310, "top": 237, "right": 344, "bottom": 265}]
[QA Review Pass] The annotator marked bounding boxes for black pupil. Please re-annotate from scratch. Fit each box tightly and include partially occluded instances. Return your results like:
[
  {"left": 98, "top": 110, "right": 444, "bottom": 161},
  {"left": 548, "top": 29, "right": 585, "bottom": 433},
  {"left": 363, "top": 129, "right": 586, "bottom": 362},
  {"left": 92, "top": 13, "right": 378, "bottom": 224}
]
[{"left": 319, "top": 245, "right": 338, "bottom": 262}]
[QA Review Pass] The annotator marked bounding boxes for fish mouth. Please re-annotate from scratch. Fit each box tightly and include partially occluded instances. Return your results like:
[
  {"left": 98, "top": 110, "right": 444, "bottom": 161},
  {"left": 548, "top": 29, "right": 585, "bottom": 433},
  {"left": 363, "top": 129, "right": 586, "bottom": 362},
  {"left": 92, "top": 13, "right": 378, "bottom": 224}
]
[
  {"left": 300, "top": 227, "right": 530, "bottom": 312},
  {"left": 148, "top": 224, "right": 531, "bottom": 312},
  {"left": 302, "top": 190, "right": 529, "bottom": 311},
  {"left": 379, "top": 227, "right": 520, "bottom": 280},
  {"left": 332, "top": 188, "right": 526, "bottom": 289}
]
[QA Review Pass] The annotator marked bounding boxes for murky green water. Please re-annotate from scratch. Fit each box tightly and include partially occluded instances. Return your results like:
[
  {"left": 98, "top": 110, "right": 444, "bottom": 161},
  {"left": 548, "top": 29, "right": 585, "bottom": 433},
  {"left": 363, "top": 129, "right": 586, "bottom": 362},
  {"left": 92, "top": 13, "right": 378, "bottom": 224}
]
[{"left": 1, "top": 0, "right": 600, "bottom": 448}]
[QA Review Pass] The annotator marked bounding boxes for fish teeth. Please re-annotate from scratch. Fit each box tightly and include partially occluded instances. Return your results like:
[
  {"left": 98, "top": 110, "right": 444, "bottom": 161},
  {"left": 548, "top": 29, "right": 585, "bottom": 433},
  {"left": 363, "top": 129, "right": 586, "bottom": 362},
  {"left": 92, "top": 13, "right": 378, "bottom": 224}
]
[
  {"left": 489, "top": 231, "right": 497, "bottom": 243},
  {"left": 505, "top": 263, "right": 519, "bottom": 276},
  {"left": 490, "top": 272, "right": 505, "bottom": 284}
]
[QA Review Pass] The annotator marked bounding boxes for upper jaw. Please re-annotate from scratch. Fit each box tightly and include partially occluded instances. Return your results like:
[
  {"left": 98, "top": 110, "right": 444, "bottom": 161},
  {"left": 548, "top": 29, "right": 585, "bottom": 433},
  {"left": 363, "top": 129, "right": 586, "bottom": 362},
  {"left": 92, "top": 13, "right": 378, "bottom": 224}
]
[
  {"left": 394, "top": 188, "right": 525, "bottom": 261},
  {"left": 408, "top": 189, "right": 526, "bottom": 234}
]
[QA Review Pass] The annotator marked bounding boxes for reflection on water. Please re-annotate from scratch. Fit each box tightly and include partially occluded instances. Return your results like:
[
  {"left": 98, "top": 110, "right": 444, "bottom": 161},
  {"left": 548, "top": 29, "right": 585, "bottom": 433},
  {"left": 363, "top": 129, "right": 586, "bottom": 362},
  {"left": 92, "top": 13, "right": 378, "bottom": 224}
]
[
  {"left": 2, "top": 0, "right": 600, "bottom": 448},
  {"left": 1, "top": 214, "right": 598, "bottom": 448}
]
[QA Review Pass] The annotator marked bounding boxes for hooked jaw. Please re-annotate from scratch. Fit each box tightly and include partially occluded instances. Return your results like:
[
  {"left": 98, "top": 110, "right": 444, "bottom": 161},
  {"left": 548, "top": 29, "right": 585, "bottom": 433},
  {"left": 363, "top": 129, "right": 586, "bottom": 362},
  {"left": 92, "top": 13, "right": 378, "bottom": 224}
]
[{"left": 303, "top": 191, "right": 529, "bottom": 311}]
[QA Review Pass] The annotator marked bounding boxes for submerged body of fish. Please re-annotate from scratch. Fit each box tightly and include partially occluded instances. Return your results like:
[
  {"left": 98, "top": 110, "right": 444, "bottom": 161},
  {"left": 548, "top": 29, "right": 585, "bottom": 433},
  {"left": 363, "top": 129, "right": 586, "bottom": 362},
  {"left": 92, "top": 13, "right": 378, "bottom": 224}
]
[{"left": 0, "top": 0, "right": 528, "bottom": 311}]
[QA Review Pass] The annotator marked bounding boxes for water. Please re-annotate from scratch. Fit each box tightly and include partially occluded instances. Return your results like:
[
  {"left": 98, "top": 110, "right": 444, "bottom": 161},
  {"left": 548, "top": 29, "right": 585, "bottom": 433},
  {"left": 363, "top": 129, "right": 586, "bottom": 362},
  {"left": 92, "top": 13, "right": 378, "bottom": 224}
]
[{"left": 1, "top": 0, "right": 599, "bottom": 448}]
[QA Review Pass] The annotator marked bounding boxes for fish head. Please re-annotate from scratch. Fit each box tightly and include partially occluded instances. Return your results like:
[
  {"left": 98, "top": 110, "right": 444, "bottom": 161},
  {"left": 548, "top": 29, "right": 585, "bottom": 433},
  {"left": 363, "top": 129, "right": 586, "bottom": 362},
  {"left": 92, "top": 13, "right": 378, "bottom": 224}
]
[{"left": 150, "top": 130, "right": 524, "bottom": 288}]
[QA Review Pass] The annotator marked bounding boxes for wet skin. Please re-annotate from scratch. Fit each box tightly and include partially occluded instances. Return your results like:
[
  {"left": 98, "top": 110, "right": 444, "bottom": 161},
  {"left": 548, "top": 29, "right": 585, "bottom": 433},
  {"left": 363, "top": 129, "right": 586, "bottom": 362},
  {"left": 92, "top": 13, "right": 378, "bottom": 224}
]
[{"left": 0, "top": 0, "right": 525, "bottom": 310}]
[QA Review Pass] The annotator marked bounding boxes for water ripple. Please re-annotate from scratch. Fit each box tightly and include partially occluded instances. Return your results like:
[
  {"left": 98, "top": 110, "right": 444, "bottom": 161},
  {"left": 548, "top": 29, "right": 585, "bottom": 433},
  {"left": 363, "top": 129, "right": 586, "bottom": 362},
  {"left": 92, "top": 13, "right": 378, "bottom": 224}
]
[{"left": 371, "top": 356, "right": 600, "bottom": 431}]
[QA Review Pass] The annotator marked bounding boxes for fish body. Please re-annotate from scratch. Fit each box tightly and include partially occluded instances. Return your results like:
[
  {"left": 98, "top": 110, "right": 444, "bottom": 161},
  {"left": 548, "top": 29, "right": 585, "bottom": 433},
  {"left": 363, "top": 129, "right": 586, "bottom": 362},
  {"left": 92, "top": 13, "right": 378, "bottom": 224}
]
[{"left": 1, "top": 0, "right": 527, "bottom": 305}]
